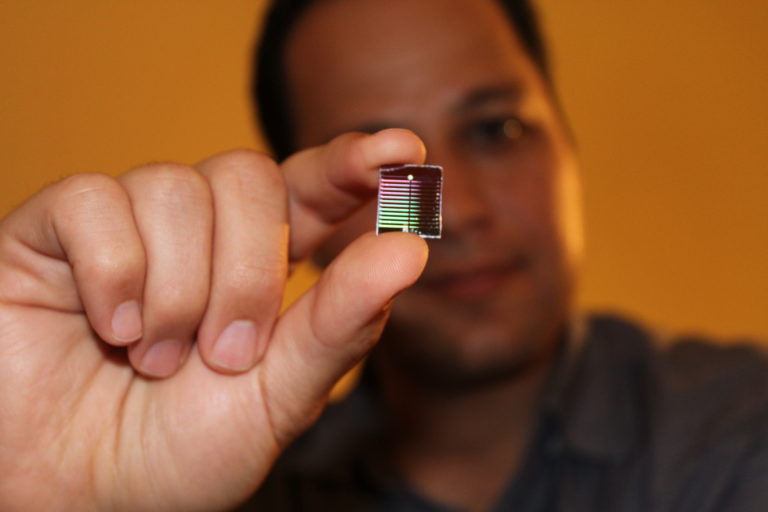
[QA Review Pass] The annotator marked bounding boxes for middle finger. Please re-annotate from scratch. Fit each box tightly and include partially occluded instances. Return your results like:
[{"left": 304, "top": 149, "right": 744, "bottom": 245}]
[{"left": 119, "top": 163, "right": 213, "bottom": 378}]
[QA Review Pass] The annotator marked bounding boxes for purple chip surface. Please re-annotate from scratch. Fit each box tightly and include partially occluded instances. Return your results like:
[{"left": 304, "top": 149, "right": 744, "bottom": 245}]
[{"left": 377, "top": 164, "right": 443, "bottom": 239}]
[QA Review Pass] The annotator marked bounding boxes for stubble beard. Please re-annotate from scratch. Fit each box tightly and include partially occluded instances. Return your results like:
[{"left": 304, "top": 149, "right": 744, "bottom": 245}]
[{"left": 370, "top": 311, "right": 566, "bottom": 396}]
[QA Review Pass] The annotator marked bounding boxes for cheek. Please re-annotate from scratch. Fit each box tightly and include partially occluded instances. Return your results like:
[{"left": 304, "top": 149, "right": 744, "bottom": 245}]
[
  {"left": 487, "top": 134, "right": 577, "bottom": 261},
  {"left": 485, "top": 167, "right": 557, "bottom": 239},
  {"left": 314, "top": 201, "right": 377, "bottom": 265},
  {"left": 526, "top": 130, "right": 584, "bottom": 269}
]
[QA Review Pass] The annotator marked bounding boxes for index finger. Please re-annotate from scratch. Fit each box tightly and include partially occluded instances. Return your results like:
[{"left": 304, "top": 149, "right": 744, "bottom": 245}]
[{"left": 281, "top": 128, "right": 426, "bottom": 261}]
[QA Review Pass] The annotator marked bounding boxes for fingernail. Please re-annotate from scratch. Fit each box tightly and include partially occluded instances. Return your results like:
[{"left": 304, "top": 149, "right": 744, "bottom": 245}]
[
  {"left": 112, "top": 300, "right": 142, "bottom": 343},
  {"left": 141, "top": 339, "right": 183, "bottom": 378},
  {"left": 211, "top": 320, "right": 259, "bottom": 371}
]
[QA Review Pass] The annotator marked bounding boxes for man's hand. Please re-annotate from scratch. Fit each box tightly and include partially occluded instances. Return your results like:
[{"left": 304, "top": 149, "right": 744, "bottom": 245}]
[{"left": 0, "top": 129, "right": 428, "bottom": 511}]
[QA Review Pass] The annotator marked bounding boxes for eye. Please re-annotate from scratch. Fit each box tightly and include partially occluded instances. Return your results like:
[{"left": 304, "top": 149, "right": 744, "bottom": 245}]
[{"left": 463, "top": 116, "right": 525, "bottom": 148}]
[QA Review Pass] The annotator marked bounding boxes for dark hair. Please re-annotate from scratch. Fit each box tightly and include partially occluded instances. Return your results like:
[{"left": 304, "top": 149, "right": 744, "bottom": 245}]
[{"left": 253, "top": 0, "right": 551, "bottom": 161}]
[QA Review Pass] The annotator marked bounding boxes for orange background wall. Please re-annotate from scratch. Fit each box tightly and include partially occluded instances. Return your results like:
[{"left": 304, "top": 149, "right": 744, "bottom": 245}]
[{"left": 1, "top": 1, "right": 766, "bottom": 340}]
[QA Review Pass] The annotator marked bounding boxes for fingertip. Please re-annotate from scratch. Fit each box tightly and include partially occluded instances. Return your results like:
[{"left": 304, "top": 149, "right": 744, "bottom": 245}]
[
  {"left": 130, "top": 339, "right": 187, "bottom": 379},
  {"left": 206, "top": 319, "right": 265, "bottom": 374},
  {"left": 365, "top": 128, "right": 427, "bottom": 167},
  {"left": 330, "top": 231, "right": 429, "bottom": 306},
  {"left": 110, "top": 300, "right": 143, "bottom": 344},
  {"left": 405, "top": 232, "right": 430, "bottom": 275},
  {"left": 369, "top": 231, "right": 430, "bottom": 287},
  {"left": 359, "top": 229, "right": 429, "bottom": 254}
]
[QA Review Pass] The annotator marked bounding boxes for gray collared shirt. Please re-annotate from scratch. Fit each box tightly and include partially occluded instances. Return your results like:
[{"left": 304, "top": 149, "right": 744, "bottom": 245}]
[{"left": 243, "top": 315, "right": 768, "bottom": 511}]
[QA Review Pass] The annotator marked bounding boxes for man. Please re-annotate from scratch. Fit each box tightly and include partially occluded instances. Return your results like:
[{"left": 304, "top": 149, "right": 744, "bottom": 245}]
[
  {"left": 0, "top": 2, "right": 765, "bottom": 512},
  {"left": 247, "top": 0, "right": 768, "bottom": 510}
]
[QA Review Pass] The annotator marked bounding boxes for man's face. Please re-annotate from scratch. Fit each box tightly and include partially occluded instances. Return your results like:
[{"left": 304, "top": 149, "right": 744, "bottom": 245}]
[{"left": 285, "top": 0, "right": 583, "bottom": 383}]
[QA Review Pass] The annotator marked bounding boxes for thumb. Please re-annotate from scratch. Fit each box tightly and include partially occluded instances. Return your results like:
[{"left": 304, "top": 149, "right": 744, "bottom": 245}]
[{"left": 260, "top": 231, "right": 428, "bottom": 445}]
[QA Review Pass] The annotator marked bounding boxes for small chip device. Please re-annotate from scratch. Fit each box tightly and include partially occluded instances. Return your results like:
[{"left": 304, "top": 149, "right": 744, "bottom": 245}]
[{"left": 376, "top": 164, "right": 443, "bottom": 239}]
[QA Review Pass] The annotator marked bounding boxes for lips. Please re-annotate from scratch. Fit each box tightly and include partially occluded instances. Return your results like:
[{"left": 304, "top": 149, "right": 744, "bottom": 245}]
[{"left": 417, "top": 255, "right": 528, "bottom": 300}]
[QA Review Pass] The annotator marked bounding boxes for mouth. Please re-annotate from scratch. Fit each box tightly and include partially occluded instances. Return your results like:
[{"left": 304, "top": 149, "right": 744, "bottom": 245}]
[{"left": 417, "top": 255, "right": 529, "bottom": 300}]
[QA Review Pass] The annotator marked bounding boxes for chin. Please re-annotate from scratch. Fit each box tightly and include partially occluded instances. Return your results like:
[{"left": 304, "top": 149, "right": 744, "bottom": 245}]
[
  {"left": 376, "top": 306, "right": 564, "bottom": 393},
  {"left": 374, "top": 257, "right": 572, "bottom": 390}
]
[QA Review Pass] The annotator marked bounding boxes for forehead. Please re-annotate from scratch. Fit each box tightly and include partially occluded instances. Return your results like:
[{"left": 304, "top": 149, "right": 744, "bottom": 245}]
[{"left": 285, "top": 0, "right": 542, "bottom": 141}]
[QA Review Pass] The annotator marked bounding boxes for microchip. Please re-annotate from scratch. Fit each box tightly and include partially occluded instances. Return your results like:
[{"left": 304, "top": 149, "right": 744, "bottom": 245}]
[{"left": 376, "top": 164, "right": 443, "bottom": 239}]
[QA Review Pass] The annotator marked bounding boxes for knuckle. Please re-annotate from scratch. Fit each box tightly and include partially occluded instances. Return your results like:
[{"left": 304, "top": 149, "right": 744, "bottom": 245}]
[
  {"left": 159, "top": 299, "right": 205, "bottom": 326},
  {"left": 123, "top": 162, "right": 209, "bottom": 199},
  {"left": 206, "top": 149, "right": 287, "bottom": 208},
  {"left": 75, "top": 246, "right": 145, "bottom": 291},
  {"left": 329, "top": 132, "right": 368, "bottom": 167},
  {"left": 53, "top": 172, "right": 123, "bottom": 208},
  {"left": 228, "top": 260, "right": 284, "bottom": 292},
  {"left": 211, "top": 149, "right": 284, "bottom": 186},
  {"left": 220, "top": 260, "right": 285, "bottom": 303},
  {"left": 216, "top": 147, "right": 277, "bottom": 170},
  {"left": 154, "top": 292, "right": 206, "bottom": 321},
  {"left": 146, "top": 162, "right": 208, "bottom": 194},
  {"left": 147, "top": 283, "right": 208, "bottom": 328},
  {"left": 49, "top": 174, "right": 130, "bottom": 233}
]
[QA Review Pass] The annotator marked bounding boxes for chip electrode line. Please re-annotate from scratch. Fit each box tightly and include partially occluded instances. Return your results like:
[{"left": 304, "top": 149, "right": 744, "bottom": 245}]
[{"left": 376, "top": 164, "right": 443, "bottom": 239}]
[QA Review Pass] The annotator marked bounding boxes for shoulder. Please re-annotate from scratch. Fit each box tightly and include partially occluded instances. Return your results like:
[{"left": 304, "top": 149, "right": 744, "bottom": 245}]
[
  {"left": 655, "top": 330, "right": 768, "bottom": 438},
  {"left": 582, "top": 313, "right": 768, "bottom": 415},
  {"left": 585, "top": 313, "right": 768, "bottom": 509},
  {"left": 654, "top": 335, "right": 768, "bottom": 510},
  {"left": 661, "top": 334, "right": 768, "bottom": 392}
]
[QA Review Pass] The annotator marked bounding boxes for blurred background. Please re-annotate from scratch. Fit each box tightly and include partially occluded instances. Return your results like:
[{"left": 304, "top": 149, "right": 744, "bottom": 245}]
[{"left": 1, "top": 1, "right": 766, "bottom": 340}]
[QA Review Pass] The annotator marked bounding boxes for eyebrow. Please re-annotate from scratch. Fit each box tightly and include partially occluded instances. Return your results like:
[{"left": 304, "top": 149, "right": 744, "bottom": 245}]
[{"left": 452, "top": 83, "right": 523, "bottom": 114}]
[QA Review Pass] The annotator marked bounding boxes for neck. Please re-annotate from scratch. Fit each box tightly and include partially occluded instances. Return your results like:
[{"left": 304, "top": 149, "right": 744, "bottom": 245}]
[{"left": 372, "top": 343, "right": 558, "bottom": 511}]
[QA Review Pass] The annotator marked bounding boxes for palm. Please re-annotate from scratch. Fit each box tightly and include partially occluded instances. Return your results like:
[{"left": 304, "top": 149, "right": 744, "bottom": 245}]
[{"left": 2, "top": 306, "right": 279, "bottom": 511}]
